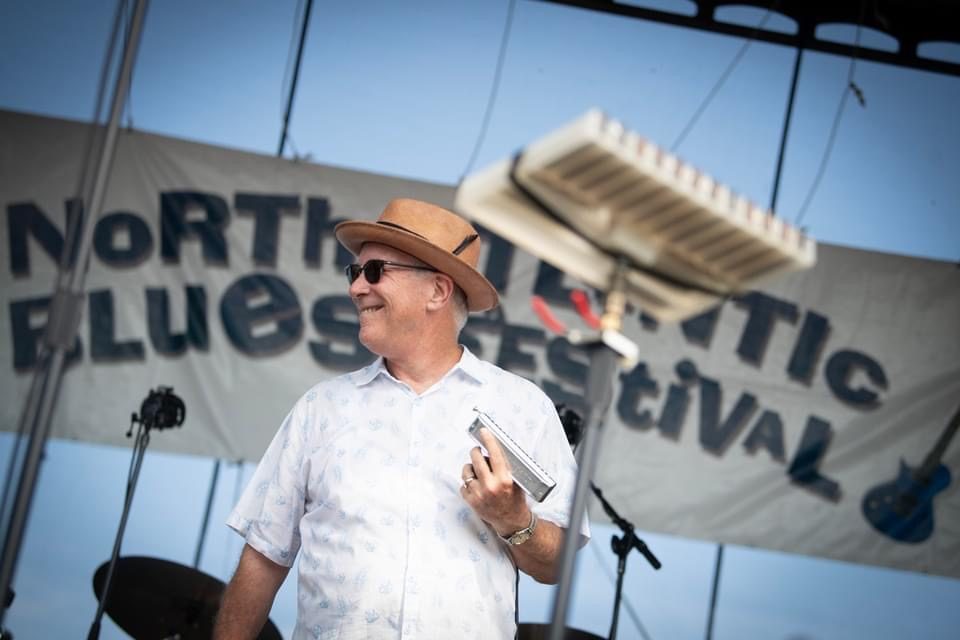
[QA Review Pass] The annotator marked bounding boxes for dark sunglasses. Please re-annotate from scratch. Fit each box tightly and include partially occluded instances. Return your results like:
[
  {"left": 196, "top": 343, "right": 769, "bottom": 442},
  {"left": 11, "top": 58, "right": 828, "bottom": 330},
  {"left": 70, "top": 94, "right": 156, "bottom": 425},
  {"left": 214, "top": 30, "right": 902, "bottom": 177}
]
[{"left": 345, "top": 259, "right": 438, "bottom": 285}]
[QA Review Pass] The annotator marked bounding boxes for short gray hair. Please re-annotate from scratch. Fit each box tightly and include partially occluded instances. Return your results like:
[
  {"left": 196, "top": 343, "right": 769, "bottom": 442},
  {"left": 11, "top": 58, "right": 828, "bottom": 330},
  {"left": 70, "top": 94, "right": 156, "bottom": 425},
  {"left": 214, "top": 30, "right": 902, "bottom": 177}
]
[{"left": 452, "top": 286, "right": 469, "bottom": 332}]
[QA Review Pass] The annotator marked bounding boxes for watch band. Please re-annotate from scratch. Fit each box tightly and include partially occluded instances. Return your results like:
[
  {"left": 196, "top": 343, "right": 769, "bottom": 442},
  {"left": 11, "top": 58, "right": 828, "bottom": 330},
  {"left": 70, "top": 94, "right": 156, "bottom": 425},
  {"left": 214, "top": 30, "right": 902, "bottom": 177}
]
[{"left": 500, "top": 511, "right": 538, "bottom": 546}]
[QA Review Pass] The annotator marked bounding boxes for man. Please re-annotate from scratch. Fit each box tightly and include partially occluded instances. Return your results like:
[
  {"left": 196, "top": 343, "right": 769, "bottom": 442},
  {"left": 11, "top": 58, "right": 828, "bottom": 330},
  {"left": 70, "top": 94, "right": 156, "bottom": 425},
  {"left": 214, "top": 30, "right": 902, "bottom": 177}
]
[{"left": 214, "top": 199, "right": 589, "bottom": 639}]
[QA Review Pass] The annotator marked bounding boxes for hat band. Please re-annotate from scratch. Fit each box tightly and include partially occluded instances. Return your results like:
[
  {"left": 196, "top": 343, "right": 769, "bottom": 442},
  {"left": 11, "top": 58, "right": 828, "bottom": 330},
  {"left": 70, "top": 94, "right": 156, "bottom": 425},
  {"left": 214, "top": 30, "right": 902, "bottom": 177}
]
[
  {"left": 376, "top": 220, "right": 428, "bottom": 239},
  {"left": 376, "top": 221, "right": 479, "bottom": 257},
  {"left": 451, "top": 234, "right": 478, "bottom": 256}
]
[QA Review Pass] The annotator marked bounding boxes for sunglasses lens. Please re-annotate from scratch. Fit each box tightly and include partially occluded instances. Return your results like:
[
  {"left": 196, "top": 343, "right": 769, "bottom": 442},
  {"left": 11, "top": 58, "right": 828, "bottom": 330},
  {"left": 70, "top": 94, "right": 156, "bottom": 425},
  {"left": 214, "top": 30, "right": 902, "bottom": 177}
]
[
  {"left": 346, "top": 264, "right": 361, "bottom": 283},
  {"left": 365, "top": 260, "right": 384, "bottom": 283},
  {"left": 346, "top": 261, "right": 387, "bottom": 284}
]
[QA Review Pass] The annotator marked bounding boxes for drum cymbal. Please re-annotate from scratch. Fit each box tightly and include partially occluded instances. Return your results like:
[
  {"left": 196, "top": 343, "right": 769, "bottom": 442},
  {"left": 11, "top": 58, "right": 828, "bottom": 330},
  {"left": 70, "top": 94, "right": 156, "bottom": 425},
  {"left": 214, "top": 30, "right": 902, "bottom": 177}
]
[
  {"left": 517, "top": 622, "right": 605, "bottom": 639},
  {"left": 93, "top": 556, "right": 281, "bottom": 640}
]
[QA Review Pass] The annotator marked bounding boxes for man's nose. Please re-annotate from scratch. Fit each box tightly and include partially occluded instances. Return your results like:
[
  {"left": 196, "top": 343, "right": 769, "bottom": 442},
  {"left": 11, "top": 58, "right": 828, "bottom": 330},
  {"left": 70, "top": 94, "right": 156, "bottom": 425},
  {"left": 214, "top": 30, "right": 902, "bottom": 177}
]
[{"left": 348, "top": 268, "right": 370, "bottom": 296}]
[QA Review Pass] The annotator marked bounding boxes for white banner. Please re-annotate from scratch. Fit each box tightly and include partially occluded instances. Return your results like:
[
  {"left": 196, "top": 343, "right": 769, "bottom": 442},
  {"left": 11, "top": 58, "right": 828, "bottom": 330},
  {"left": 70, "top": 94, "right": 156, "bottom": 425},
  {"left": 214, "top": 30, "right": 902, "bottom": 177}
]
[{"left": 2, "top": 109, "right": 958, "bottom": 578}]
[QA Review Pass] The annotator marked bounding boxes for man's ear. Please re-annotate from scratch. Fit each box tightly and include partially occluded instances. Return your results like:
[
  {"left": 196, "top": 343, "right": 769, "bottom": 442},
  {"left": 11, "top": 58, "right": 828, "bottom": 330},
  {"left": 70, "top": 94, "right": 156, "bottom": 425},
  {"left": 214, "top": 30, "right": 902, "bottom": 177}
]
[{"left": 426, "top": 273, "right": 455, "bottom": 311}]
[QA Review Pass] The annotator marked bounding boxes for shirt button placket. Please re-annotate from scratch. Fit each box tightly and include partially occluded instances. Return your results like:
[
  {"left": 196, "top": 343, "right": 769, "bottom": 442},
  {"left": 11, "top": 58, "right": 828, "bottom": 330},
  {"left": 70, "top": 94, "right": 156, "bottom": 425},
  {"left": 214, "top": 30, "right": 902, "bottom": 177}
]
[{"left": 403, "top": 393, "right": 424, "bottom": 639}]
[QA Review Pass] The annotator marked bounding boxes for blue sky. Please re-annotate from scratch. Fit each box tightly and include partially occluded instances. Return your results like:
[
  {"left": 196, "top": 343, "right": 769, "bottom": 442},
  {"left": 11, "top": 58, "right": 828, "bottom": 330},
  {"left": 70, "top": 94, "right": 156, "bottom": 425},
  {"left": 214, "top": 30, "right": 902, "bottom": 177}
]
[{"left": 1, "top": 0, "right": 959, "bottom": 638}]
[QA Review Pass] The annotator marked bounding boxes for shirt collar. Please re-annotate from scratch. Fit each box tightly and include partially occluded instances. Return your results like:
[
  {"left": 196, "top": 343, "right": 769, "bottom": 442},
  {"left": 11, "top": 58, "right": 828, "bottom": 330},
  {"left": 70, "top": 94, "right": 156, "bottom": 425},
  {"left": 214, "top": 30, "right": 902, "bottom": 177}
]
[
  {"left": 350, "top": 357, "right": 388, "bottom": 387},
  {"left": 350, "top": 345, "right": 488, "bottom": 388},
  {"left": 455, "top": 346, "right": 488, "bottom": 385}
]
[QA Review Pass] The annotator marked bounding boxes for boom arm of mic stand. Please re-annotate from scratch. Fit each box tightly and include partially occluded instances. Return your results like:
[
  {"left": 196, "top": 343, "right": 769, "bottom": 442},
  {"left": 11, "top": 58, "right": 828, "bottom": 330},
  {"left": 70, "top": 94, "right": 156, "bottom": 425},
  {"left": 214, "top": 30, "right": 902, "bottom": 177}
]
[{"left": 591, "top": 484, "right": 661, "bottom": 570}]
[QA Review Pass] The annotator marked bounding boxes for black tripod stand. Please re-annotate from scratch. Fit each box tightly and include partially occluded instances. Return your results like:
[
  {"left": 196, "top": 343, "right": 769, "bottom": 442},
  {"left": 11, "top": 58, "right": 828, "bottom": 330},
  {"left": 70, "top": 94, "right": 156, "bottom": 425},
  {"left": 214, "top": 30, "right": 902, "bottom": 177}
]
[
  {"left": 87, "top": 387, "right": 185, "bottom": 639},
  {"left": 591, "top": 483, "right": 661, "bottom": 640},
  {"left": 1, "top": 587, "right": 13, "bottom": 639}
]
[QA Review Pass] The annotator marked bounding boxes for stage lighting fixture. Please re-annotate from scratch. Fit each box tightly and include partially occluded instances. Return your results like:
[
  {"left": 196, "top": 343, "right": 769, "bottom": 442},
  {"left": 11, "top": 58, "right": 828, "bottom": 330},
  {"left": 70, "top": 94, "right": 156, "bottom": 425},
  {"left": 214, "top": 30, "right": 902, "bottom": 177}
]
[{"left": 456, "top": 110, "right": 816, "bottom": 322}]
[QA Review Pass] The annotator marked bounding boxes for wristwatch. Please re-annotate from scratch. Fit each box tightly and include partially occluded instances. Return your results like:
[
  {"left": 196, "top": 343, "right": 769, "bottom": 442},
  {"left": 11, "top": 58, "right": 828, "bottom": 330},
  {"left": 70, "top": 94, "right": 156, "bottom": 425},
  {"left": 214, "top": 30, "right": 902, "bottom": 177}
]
[{"left": 499, "top": 512, "right": 538, "bottom": 546}]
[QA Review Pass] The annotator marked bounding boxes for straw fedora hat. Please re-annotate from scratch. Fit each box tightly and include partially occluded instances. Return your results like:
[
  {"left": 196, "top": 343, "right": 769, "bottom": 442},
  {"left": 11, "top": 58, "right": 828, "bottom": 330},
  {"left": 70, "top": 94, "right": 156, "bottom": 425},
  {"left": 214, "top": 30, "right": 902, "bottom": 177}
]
[{"left": 335, "top": 198, "right": 498, "bottom": 312}]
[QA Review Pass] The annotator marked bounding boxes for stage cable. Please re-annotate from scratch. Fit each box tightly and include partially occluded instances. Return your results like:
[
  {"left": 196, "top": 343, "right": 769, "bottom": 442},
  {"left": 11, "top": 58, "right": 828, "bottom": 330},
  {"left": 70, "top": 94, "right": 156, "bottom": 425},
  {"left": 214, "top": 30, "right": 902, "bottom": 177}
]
[
  {"left": 460, "top": 0, "right": 517, "bottom": 181},
  {"left": 671, "top": 0, "right": 780, "bottom": 152},
  {"left": 281, "top": 0, "right": 306, "bottom": 109},
  {"left": 122, "top": 0, "right": 137, "bottom": 130},
  {"left": 277, "top": 0, "right": 314, "bottom": 157},
  {"left": 794, "top": 2, "right": 866, "bottom": 228}
]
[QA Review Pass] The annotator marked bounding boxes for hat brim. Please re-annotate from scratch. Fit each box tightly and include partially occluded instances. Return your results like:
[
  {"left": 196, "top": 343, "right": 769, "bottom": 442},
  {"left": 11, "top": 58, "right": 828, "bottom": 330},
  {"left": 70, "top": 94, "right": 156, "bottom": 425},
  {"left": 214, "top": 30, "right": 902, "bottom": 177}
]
[{"left": 335, "top": 221, "right": 499, "bottom": 312}]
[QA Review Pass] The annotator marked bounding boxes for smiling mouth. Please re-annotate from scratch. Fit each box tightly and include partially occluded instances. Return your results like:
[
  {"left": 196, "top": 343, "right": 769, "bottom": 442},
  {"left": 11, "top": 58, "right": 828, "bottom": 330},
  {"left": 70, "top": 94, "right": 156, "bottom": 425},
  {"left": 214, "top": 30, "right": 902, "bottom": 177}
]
[{"left": 359, "top": 305, "right": 384, "bottom": 315}]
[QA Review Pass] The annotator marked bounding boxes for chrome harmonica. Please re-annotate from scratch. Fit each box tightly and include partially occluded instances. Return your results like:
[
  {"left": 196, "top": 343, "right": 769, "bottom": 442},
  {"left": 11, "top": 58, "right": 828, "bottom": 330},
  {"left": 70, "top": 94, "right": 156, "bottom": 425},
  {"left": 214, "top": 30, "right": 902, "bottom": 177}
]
[{"left": 468, "top": 409, "right": 556, "bottom": 503}]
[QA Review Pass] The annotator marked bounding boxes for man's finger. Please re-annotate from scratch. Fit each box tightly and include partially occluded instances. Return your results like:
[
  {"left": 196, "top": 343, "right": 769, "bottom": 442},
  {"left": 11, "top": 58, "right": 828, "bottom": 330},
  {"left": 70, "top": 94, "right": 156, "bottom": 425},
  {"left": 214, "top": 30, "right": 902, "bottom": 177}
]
[
  {"left": 477, "top": 428, "right": 510, "bottom": 477},
  {"left": 469, "top": 446, "right": 492, "bottom": 481}
]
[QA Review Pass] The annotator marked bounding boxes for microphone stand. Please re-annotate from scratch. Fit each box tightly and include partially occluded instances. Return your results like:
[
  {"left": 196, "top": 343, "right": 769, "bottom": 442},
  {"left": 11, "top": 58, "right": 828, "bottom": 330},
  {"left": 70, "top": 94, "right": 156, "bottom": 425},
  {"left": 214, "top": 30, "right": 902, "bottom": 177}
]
[
  {"left": 87, "top": 412, "right": 153, "bottom": 640},
  {"left": 88, "top": 386, "right": 184, "bottom": 639},
  {"left": 591, "top": 483, "right": 661, "bottom": 640}
]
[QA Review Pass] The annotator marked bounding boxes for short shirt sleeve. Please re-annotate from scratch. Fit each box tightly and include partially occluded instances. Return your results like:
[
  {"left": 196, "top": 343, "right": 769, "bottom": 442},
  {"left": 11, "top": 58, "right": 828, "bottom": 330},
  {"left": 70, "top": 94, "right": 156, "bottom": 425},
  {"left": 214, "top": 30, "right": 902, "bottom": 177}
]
[{"left": 226, "top": 395, "right": 313, "bottom": 566}]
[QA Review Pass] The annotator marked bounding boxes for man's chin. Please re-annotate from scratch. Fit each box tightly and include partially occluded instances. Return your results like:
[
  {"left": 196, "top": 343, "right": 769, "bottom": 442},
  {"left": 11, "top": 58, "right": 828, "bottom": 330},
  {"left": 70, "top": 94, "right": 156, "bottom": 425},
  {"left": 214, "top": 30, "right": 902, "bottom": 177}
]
[{"left": 357, "top": 329, "right": 385, "bottom": 356}]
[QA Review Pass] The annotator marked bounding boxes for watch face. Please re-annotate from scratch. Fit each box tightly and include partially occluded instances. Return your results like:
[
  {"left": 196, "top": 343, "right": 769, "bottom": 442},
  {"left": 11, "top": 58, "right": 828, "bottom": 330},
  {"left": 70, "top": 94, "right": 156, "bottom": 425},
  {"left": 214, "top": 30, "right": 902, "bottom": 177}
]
[
  {"left": 509, "top": 529, "right": 532, "bottom": 545},
  {"left": 504, "top": 513, "right": 537, "bottom": 545}
]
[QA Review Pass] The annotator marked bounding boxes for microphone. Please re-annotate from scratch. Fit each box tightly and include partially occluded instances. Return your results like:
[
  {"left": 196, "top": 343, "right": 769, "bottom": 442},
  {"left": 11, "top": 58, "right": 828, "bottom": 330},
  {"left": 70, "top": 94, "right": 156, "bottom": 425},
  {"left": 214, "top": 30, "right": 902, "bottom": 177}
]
[
  {"left": 556, "top": 403, "right": 584, "bottom": 449},
  {"left": 137, "top": 386, "right": 186, "bottom": 431}
]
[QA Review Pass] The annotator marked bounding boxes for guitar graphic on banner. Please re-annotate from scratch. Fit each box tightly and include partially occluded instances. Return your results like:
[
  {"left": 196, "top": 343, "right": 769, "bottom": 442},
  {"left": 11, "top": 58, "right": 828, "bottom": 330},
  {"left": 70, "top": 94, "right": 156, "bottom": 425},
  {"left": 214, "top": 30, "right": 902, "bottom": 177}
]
[{"left": 861, "top": 403, "right": 960, "bottom": 544}]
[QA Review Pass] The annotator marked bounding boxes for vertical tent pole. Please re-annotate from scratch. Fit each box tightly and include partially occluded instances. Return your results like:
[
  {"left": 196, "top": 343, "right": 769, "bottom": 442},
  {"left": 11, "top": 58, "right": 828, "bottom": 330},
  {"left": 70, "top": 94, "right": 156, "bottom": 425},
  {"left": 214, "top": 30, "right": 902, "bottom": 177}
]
[
  {"left": 193, "top": 459, "right": 221, "bottom": 568},
  {"left": 704, "top": 543, "right": 724, "bottom": 640},
  {"left": 0, "top": 0, "right": 150, "bottom": 626},
  {"left": 704, "top": 43, "right": 804, "bottom": 640}
]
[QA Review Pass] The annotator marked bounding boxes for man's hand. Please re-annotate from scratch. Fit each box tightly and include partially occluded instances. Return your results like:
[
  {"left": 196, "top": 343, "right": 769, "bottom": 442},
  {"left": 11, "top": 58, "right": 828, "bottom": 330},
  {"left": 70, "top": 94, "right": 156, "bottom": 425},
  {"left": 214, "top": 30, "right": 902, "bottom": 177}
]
[
  {"left": 459, "top": 427, "right": 530, "bottom": 537},
  {"left": 459, "top": 427, "right": 566, "bottom": 584}
]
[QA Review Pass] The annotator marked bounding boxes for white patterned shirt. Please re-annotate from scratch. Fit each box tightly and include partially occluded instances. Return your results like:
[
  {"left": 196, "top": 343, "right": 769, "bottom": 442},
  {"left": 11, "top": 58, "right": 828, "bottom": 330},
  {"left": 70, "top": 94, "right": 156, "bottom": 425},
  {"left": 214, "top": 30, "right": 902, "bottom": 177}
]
[{"left": 227, "top": 347, "right": 589, "bottom": 640}]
